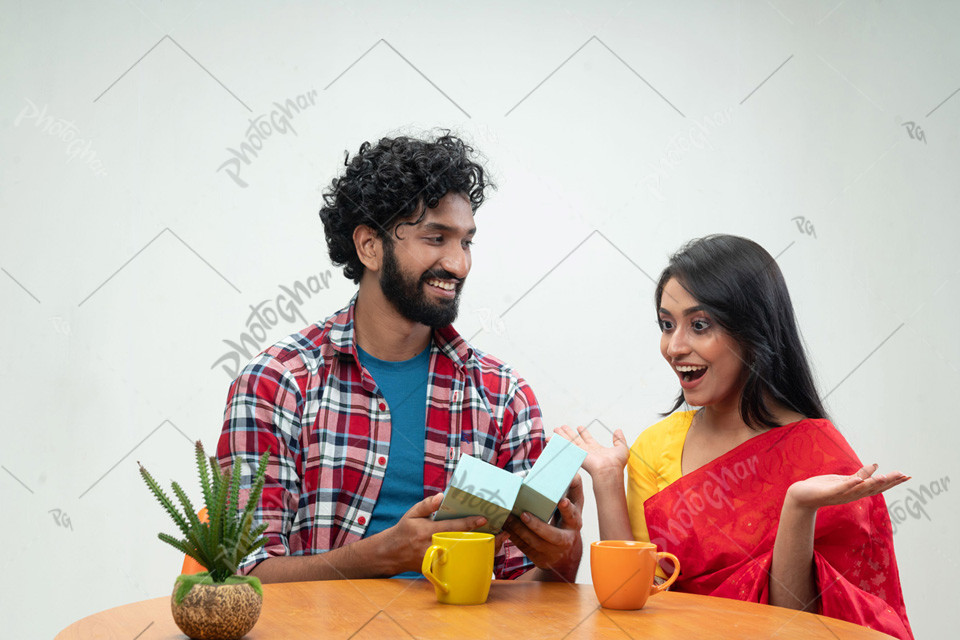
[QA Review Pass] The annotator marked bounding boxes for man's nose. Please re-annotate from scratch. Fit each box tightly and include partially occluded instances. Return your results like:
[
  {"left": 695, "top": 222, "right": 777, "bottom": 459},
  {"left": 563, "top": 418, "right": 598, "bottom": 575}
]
[{"left": 441, "top": 244, "right": 470, "bottom": 279}]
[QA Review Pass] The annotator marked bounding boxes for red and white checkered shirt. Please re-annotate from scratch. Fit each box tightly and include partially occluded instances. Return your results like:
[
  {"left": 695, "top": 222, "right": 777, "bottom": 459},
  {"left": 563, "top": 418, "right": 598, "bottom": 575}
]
[{"left": 216, "top": 297, "right": 544, "bottom": 578}]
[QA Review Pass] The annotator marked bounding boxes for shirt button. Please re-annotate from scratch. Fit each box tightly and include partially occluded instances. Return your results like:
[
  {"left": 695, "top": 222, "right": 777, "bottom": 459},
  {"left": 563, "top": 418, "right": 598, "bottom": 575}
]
[
  {"left": 378, "top": 402, "right": 386, "bottom": 411},
  {"left": 358, "top": 516, "right": 366, "bottom": 525},
  {"left": 378, "top": 456, "right": 386, "bottom": 465}
]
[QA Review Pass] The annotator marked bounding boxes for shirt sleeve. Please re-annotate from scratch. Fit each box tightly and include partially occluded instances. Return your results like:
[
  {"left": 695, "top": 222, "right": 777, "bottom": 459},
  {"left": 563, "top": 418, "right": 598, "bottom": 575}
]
[
  {"left": 216, "top": 354, "right": 306, "bottom": 575},
  {"left": 493, "top": 375, "right": 545, "bottom": 579}
]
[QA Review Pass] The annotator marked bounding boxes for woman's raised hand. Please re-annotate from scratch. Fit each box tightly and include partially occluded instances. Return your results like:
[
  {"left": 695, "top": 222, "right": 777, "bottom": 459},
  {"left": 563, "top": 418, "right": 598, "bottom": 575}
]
[
  {"left": 786, "top": 463, "right": 910, "bottom": 511},
  {"left": 553, "top": 425, "right": 629, "bottom": 478}
]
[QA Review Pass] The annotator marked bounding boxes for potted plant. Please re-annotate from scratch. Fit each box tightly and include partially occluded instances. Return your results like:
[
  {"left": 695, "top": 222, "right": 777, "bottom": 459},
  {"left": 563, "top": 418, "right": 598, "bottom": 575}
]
[{"left": 139, "top": 442, "right": 270, "bottom": 640}]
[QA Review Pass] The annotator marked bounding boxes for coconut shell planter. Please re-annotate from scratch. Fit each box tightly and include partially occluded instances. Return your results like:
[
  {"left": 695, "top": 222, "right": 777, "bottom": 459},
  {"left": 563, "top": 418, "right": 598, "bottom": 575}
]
[
  {"left": 139, "top": 442, "right": 271, "bottom": 640},
  {"left": 172, "top": 574, "right": 263, "bottom": 640}
]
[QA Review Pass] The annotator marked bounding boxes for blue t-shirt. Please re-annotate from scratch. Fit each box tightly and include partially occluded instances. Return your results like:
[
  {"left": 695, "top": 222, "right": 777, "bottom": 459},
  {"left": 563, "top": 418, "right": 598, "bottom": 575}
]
[{"left": 356, "top": 344, "right": 429, "bottom": 578}]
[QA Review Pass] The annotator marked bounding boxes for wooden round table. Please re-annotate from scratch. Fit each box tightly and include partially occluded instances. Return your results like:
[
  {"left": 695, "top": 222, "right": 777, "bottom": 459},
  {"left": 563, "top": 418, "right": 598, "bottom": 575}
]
[{"left": 56, "top": 578, "right": 896, "bottom": 639}]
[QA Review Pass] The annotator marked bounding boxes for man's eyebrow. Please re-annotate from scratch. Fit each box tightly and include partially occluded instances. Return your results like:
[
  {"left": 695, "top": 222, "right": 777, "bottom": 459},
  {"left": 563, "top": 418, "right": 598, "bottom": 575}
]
[{"left": 422, "top": 222, "right": 476, "bottom": 235}]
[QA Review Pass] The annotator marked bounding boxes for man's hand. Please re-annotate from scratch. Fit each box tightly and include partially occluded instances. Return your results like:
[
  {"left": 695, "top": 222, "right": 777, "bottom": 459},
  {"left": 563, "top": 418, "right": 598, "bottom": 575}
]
[
  {"left": 503, "top": 474, "right": 584, "bottom": 582},
  {"left": 379, "top": 493, "right": 489, "bottom": 575},
  {"left": 249, "top": 493, "right": 488, "bottom": 582}
]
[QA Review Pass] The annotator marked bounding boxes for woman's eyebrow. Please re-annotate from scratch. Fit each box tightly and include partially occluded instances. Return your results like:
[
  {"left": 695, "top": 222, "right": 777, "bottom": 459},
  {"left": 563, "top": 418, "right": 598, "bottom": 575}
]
[{"left": 659, "top": 305, "right": 706, "bottom": 316}]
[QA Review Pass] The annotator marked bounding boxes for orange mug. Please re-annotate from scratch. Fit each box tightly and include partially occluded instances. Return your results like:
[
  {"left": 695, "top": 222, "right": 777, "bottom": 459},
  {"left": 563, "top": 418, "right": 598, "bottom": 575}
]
[{"left": 590, "top": 540, "right": 680, "bottom": 610}]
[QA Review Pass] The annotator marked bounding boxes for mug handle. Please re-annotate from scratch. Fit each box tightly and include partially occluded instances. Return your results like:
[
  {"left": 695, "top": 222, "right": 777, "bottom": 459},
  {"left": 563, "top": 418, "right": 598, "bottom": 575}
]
[
  {"left": 650, "top": 552, "right": 681, "bottom": 595},
  {"left": 421, "top": 545, "right": 449, "bottom": 594}
]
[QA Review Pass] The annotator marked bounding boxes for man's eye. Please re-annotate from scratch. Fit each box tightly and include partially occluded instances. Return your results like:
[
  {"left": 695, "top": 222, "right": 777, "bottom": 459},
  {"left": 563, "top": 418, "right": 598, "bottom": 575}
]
[{"left": 462, "top": 240, "right": 474, "bottom": 249}]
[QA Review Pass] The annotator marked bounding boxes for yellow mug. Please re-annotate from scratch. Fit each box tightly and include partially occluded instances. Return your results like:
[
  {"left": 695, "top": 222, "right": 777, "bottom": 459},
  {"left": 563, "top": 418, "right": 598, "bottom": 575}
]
[
  {"left": 590, "top": 540, "right": 680, "bottom": 610},
  {"left": 421, "top": 532, "right": 494, "bottom": 605}
]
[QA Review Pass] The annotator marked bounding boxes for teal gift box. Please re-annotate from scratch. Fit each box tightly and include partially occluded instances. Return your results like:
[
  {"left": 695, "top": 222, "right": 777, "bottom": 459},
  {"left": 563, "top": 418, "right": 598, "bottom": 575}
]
[{"left": 434, "top": 437, "right": 587, "bottom": 533}]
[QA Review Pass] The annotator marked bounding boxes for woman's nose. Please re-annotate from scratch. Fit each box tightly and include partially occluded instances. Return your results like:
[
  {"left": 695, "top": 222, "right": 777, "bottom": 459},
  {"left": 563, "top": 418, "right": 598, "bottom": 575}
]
[{"left": 665, "top": 328, "right": 689, "bottom": 357}]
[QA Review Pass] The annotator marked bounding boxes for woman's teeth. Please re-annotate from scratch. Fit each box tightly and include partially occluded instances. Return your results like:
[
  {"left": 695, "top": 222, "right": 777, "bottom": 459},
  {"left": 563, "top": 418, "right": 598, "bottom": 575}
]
[{"left": 676, "top": 365, "right": 707, "bottom": 381}]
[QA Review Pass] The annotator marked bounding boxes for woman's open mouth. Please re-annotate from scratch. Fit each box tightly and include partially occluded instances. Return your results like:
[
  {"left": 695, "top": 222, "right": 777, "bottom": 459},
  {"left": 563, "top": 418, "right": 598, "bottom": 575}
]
[{"left": 676, "top": 364, "right": 707, "bottom": 383}]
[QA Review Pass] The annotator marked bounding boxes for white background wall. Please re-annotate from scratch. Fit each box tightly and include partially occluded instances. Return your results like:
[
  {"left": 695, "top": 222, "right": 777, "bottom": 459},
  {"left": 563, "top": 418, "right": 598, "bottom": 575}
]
[{"left": 2, "top": 1, "right": 957, "bottom": 638}]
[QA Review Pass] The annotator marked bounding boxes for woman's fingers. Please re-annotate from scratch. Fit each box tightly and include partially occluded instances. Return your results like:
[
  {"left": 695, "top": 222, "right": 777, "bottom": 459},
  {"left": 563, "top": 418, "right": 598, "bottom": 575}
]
[
  {"left": 845, "top": 471, "right": 910, "bottom": 500},
  {"left": 575, "top": 424, "right": 600, "bottom": 446},
  {"left": 555, "top": 424, "right": 628, "bottom": 451},
  {"left": 854, "top": 466, "right": 909, "bottom": 492},
  {"left": 871, "top": 473, "right": 909, "bottom": 494},
  {"left": 855, "top": 463, "right": 879, "bottom": 480}
]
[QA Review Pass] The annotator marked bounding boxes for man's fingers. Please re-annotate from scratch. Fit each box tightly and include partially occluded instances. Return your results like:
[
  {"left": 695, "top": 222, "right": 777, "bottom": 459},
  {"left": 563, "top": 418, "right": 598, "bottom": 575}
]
[
  {"left": 557, "top": 495, "right": 583, "bottom": 530},
  {"left": 494, "top": 531, "right": 509, "bottom": 553},
  {"left": 404, "top": 492, "right": 444, "bottom": 519},
  {"left": 566, "top": 474, "right": 585, "bottom": 511},
  {"left": 433, "top": 515, "right": 488, "bottom": 532},
  {"left": 613, "top": 429, "right": 627, "bottom": 446},
  {"left": 518, "top": 512, "right": 567, "bottom": 546},
  {"left": 503, "top": 523, "right": 535, "bottom": 558},
  {"left": 502, "top": 516, "right": 539, "bottom": 549}
]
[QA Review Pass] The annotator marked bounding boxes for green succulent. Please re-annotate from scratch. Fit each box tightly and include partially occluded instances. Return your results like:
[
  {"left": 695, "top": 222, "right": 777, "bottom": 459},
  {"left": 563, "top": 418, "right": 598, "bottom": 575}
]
[{"left": 139, "top": 441, "right": 270, "bottom": 583}]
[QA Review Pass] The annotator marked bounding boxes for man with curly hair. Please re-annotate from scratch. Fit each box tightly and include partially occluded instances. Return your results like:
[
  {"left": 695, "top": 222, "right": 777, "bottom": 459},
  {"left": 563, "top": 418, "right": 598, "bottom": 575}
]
[{"left": 217, "top": 134, "right": 583, "bottom": 583}]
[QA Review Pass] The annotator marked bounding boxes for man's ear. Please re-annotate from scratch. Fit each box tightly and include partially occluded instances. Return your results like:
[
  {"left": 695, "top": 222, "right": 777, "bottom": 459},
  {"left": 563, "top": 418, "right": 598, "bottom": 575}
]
[{"left": 353, "top": 225, "right": 383, "bottom": 272}]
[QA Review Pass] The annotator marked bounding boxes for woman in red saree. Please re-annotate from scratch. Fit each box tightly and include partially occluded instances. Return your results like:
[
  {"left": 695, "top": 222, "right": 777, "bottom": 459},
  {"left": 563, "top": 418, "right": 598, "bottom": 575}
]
[{"left": 558, "top": 235, "right": 912, "bottom": 639}]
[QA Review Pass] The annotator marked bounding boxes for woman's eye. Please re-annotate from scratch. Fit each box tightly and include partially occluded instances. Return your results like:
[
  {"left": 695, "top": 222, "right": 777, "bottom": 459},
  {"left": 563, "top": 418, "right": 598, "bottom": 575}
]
[
  {"left": 692, "top": 319, "right": 711, "bottom": 332},
  {"left": 658, "top": 319, "right": 674, "bottom": 332}
]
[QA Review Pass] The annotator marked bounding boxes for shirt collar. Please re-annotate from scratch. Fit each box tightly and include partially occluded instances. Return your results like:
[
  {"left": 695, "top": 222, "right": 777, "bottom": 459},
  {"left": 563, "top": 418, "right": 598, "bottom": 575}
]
[{"left": 329, "top": 295, "right": 474, "bottom": 368}]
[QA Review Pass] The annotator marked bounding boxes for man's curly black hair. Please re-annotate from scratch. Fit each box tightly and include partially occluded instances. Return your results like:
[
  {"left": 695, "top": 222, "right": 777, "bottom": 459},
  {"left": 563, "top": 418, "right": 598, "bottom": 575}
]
[{"left": 319, "top": 134, "right": 491, "bottom": 283}]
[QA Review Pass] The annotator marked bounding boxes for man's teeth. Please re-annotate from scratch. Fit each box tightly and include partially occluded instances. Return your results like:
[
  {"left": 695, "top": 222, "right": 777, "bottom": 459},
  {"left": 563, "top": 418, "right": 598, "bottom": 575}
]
[{"left": 427, "top": 279, "right": 456, "bottom": 291}]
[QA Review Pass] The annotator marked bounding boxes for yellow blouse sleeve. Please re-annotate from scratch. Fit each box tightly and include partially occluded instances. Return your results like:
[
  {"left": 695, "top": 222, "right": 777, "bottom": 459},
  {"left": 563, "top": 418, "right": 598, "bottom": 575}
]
[
  {"left": 626, "top": 437, "right": 659, "bottom": 543},
  {"left": 625, "top": 412, "right": 693, "bottom": 543}
]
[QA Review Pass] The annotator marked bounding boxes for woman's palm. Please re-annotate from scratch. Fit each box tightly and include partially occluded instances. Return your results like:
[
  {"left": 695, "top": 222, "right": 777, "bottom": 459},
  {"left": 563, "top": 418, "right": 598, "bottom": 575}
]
[
  {"left": 788, "top": 464, "right": 909, "bottom": 509},
  {"left": 554, "top": 425, "right": 629, "bottom": 476}
]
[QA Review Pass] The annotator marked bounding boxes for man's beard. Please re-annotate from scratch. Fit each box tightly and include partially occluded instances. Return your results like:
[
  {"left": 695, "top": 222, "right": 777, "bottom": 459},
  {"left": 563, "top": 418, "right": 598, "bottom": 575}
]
[{"left": 379, "top": 240, "right": 463, "bottom": 328}]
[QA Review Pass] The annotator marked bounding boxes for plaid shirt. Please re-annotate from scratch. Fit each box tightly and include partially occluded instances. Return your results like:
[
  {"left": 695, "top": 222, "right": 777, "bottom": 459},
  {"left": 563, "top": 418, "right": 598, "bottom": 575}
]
[{"left": 216, "top": 297, "right": 544, "bottom": 578}]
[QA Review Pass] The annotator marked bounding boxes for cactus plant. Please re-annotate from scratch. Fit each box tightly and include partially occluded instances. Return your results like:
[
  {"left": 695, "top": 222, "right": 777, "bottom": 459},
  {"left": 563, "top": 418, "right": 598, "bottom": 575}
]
[{"left": 139, "top": 442, "right": 270, "bottom": 584}]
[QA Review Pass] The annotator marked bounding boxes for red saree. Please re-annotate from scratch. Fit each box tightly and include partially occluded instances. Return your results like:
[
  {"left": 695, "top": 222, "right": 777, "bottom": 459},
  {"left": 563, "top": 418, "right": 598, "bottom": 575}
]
[{"left": 643, "top": 419, "right": 912, "bottom": 639}]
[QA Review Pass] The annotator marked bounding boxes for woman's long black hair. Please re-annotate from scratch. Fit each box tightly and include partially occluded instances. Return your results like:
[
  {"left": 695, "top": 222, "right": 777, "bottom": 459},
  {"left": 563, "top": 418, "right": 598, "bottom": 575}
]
[{"left": 656, "top": 235, "right": 827, "bottom": 429}]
